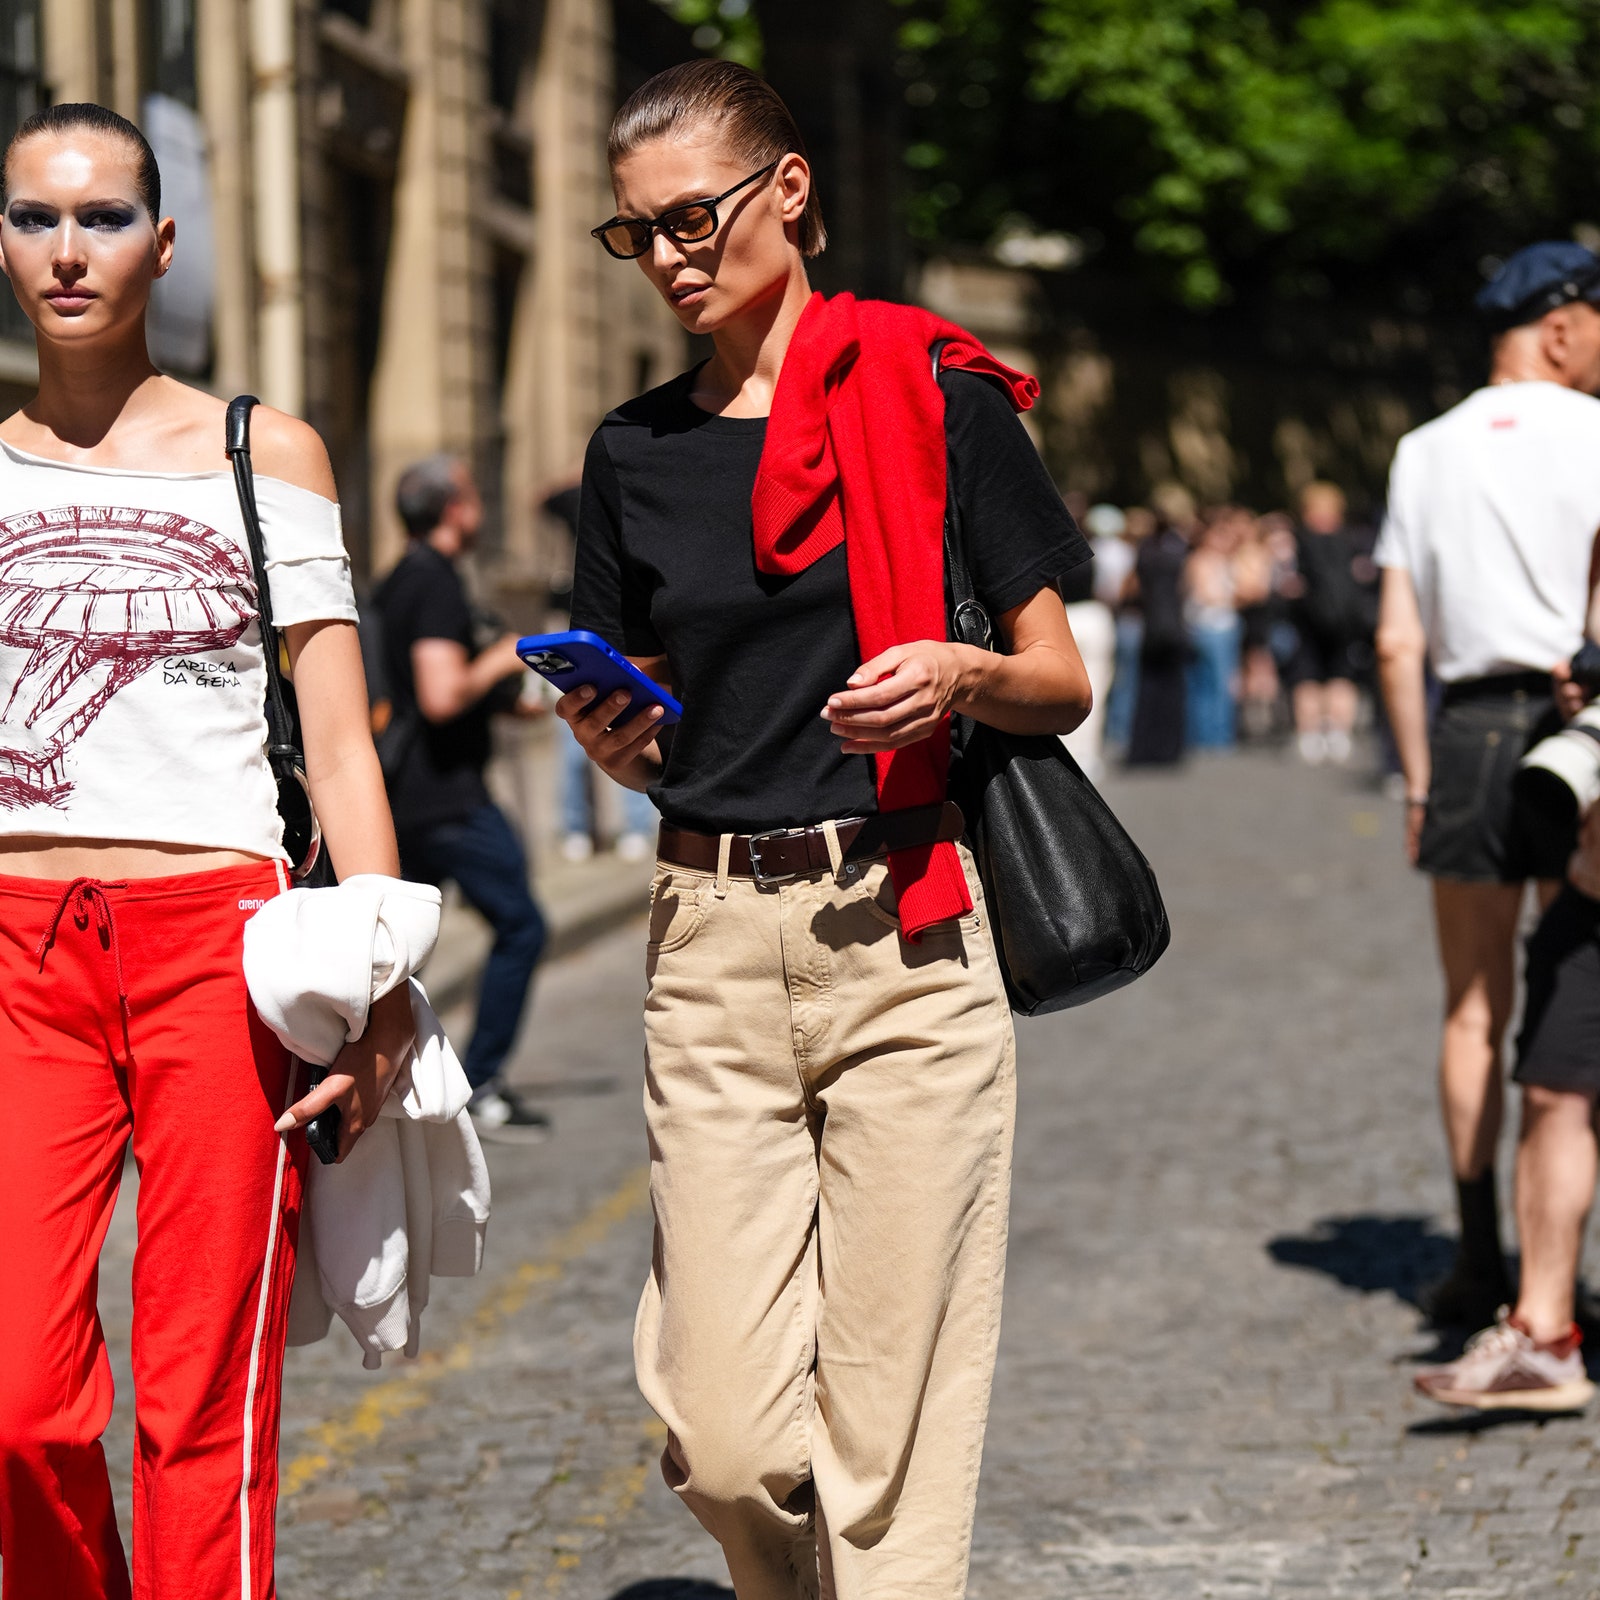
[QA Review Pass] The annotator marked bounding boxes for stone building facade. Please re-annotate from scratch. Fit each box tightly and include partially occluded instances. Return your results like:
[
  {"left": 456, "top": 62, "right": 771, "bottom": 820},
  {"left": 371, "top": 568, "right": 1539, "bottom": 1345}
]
[{"left": 0, "top": 0, "right": 689, "bottom": 596}]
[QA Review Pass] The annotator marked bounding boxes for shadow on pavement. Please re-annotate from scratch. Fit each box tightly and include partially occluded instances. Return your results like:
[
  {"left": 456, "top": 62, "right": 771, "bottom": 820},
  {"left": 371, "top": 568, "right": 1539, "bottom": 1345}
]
[
  {"left": 1406, "top": 1408, "right": 1591, "bottom": 1437},
  {"left": 1266, "top": 1213, "right": 1455, "bottom": 1308},
  {"left": 606, "top": 1584, "right": 735, "bottom": 1600},
  {"left": 516, "top": 1074, "right": 624, "bottom": 1097}
]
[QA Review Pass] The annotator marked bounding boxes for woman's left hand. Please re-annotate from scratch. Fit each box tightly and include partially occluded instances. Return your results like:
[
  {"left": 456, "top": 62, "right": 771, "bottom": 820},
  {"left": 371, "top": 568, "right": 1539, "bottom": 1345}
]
[
  {"left": 822, "top": 641, "right": 977, "bottom": 753},
  {"left": 274, "top": 985, "right": 416, "bottom": 1161},
  {"left": 825, "top": 590, "right": 1092, "bottom": 747}
]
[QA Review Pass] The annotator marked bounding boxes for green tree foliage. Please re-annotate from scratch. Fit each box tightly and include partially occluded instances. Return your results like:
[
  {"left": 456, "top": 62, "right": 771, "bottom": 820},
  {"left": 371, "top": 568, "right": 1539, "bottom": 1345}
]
[
  {"left": 652, "top": 0, "right": 762, "bottom": 67},
  {"left": 895, "top": 0, "right": 1600, "bottom": 307}
]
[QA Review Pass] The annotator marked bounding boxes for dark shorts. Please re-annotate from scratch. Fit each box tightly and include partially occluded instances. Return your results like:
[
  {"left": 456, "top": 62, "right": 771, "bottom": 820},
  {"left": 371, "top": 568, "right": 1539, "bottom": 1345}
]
[
  {"left": 1418, "top": 675, "right": 1571, "bottom": 884},
  {"left": 1516, "top": 886, "right": 1600, "bottom": 1096},
  {"left": 1289, "top": 627, "right": 1367, "bottom": 686}
]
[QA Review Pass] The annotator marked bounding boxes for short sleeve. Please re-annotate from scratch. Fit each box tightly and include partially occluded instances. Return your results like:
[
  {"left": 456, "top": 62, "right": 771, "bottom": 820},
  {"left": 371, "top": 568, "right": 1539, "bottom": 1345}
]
[
  {"left": 570, "top": 426, "right": 664, "bottom": 656},
  {"left": 1374, "top": 439, "right": 1413, "bottom": 571},
  {"left": 255, "top": 476, "right": 359, "bottom": 625},
  {"left": 943, "top": 372, "right": 1091, "bottom": 615}
]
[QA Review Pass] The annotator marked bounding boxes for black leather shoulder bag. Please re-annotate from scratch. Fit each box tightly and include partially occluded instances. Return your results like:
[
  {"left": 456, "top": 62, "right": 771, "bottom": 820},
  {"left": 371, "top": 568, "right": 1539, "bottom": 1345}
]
[
  {"left": 225, "top": 394, "right": 327, "bottom": 882},
  {"left": 934, "top": 348, "right": 1170, "bottom": 1013}
]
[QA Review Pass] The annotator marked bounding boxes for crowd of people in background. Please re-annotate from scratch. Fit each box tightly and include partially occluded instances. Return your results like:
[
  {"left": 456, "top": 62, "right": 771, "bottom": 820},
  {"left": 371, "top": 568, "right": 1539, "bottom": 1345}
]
[{"left": 1063, "top": 478, "right": 1385, "bottom": 781}]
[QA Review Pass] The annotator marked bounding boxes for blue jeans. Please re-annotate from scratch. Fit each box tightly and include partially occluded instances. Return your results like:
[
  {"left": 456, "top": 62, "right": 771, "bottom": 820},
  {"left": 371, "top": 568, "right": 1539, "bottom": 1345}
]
[
  {"left": 399, "top": 802, "right": 546, "bottom": 1092},
  {"left": 560, "top": 718, "right": 656, "bottom": 837},
  {"left": 1106, "top": 614, "right": 1143, "bottom": 747},
  {"left": 1186, "top": 619, "right": 1241, "bottom": 749}
]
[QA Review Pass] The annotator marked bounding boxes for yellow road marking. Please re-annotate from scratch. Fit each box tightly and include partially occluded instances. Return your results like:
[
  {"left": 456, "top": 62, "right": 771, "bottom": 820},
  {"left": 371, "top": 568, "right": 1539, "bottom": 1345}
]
[
  {"left": 519, "top": 1415, "right": 668, "bottom": 1597},
  {"left": 1350, "top": 810, "right": 1381, "bottom": 838},
  {"left": 280, "top": 1165, "right": 651, "bottom": 1500}
]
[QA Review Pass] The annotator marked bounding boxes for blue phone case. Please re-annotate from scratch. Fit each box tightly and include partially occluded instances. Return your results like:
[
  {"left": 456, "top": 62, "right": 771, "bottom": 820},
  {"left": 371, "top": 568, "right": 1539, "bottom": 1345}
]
[{"left": 516, "top": 629, "right": 682, "bottom": 726}]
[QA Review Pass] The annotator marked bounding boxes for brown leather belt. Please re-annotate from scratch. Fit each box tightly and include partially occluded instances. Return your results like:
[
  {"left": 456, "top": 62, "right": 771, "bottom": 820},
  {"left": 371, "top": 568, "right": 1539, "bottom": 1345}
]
[{"left": 657, "top": 801, "right": 965, "bottom": 887}]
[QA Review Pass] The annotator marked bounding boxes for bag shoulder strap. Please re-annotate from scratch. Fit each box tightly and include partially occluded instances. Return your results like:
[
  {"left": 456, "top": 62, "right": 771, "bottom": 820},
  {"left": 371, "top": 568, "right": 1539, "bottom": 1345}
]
[
  {"left": 929, "top": 342, "right": 994, "bottom": 652},
  {"left": 225, "top": 394, "right": 299, "bottom": 776}
]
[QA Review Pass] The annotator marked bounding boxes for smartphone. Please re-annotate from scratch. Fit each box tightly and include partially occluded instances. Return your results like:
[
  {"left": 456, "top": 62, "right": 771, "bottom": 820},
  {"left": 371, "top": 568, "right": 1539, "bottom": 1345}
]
[
  {"left": 304, "top": 1062, "right": 341, "bottom": 1166},
  {"left": 516, "top": 629, "right": 682, "bottom": 727}
]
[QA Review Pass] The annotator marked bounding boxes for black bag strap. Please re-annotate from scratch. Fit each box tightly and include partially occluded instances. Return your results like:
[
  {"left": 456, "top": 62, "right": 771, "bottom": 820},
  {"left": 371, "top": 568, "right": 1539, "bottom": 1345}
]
[
  {"left": 225, "top": 395, "right": 300, "bottom": 780},
  {"left": 929, "top": 341, "right": 994, "bottom": 652}
]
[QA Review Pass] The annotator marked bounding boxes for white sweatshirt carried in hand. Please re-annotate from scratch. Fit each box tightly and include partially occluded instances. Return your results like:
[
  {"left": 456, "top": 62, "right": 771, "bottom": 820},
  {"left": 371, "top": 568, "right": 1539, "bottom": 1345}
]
[{"left": 242, "top": 875, "right": 492, "bottom": 1368}]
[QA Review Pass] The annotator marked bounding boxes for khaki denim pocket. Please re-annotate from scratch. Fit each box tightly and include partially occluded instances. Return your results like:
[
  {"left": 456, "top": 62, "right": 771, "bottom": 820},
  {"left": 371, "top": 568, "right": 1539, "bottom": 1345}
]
[{"left": 647, "top": 867, "right": 715, "bottom": 954}]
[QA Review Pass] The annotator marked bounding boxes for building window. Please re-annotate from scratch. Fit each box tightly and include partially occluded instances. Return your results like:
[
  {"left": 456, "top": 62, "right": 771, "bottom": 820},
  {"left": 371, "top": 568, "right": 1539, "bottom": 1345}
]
[
  {"left": 0, "top": 0, "right": 40, "bottom": 344},
  {"left": 321, "top": 0, "right": 374, "bottom": 29},
  {"left": 486, "top": 0, "right": 539, "bottom": 212},
  {"left": 487, "top": 0, "right": 542, "bottom": 116},
  {"left": 0, "top": 0, "right": 39, "bottom": 132},
  {"left": 146, "top": 0, "right": 198, "bottom": 108}
]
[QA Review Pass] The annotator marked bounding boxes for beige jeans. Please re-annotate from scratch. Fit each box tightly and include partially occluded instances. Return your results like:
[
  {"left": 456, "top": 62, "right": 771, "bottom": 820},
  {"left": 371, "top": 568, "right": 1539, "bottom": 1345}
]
[{"left": 635, "top": 838, "right": 1017, "bottom": 1600}]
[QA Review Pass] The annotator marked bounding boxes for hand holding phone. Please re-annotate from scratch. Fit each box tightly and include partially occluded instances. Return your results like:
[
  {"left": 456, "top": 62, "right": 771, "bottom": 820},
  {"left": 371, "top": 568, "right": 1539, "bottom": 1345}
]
[
  {"left": 517, "top": 630, "right": 681, "bottom": 726},
  {"left": 531, "top": 631, "right": 673, "bottom": 792},
  {"left": 304, "top": 1063, "right": 341, "bottom": 1165}
]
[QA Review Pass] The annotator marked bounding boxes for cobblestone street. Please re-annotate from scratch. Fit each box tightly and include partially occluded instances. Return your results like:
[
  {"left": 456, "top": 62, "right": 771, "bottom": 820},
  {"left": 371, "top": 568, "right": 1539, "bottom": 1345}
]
[{"left": 91, "top": 751, "right": 1600, "bottom": 1598}]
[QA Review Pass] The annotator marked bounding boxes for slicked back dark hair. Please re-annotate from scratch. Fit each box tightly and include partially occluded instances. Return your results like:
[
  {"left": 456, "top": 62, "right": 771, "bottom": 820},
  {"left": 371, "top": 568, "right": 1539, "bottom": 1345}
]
[
  {"left": 608, "top": 60, "right": 826, "bottom": 258},
  {"left": 4, "top": 103, "right": 162, "bottom": 222}
]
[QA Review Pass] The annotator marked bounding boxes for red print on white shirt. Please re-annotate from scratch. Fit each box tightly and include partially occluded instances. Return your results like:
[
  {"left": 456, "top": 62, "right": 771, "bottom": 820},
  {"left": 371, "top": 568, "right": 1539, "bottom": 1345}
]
[{"left": 0, "top": 505, "right": 255, "bottom": 810}]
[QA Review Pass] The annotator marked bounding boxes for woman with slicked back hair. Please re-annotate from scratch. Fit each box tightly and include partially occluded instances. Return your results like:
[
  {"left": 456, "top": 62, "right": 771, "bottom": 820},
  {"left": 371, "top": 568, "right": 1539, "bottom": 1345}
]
[
  {"left": 0, "top": 104, "right": 414, "bottom": 1599},
  {"left": 563, "top": 59, "right": 1093, "bottom": 1599}
]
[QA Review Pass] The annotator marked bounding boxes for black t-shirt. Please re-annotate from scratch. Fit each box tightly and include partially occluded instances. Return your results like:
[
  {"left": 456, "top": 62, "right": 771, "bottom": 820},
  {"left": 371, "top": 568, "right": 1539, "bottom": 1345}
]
[
  {"left": 374, "top": 542, "right": 494, "bottom": 833},
  {"left": 571, "top": 367, "right": 1090, "bottom": 835},
  {"left": 1294, "top": 523, "right": 1366, "bottom": 642}
]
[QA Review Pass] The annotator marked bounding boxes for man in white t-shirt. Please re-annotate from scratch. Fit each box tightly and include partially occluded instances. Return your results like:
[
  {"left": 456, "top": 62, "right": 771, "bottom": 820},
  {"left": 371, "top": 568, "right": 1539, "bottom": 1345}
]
[{"left": 1376, "top": 241, "right": 1600, "bottom": 1339}]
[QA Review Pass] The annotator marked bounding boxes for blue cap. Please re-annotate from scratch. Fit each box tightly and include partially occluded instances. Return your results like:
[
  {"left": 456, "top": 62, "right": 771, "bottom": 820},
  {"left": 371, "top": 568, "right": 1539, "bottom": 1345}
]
[{"left": 1476, "top": 242, "right": 1600, "bottom": 328}]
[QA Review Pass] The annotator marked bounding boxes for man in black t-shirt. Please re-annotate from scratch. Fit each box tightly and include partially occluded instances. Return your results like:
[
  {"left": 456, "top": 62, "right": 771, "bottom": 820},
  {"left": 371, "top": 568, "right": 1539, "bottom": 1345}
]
[{"left": 374, "top": 456, "right": 549, "bottom": 1137}]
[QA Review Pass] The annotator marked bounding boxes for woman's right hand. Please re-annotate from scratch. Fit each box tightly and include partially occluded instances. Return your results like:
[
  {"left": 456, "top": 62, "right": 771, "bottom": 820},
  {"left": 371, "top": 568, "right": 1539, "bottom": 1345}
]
[
  {"left": 556, "top": 684, "right": 664, "bottom": 789},
  {"left": 274, "top": 985, "right": 415, "bottom": 1161}
]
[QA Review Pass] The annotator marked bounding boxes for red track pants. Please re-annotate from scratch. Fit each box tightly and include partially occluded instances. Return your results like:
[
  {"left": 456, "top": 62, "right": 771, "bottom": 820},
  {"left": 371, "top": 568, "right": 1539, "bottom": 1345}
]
[{"left": 0, "top": 863, "right": 307, "bottom": 1600}]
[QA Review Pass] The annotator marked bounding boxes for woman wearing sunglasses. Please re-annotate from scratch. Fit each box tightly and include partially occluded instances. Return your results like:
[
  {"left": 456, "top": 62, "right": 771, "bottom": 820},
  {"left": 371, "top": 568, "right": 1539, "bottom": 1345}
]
[
  {"left": 0, "top": 104, "right": 412, "bottom": 1599},
  {"left": 564, "top": 60, "right": 1092, "bottom": 1600}
]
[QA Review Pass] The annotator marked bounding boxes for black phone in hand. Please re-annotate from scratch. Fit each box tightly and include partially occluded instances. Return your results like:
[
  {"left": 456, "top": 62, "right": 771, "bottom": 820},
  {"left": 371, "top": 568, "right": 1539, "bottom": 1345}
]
[{"left": 304, "top": 1062, "right": 342, "bottom": 1165}]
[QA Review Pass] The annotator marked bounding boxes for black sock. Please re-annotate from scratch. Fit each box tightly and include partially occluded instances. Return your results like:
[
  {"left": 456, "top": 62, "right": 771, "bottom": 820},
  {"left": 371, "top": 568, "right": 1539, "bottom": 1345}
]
[{"left": 1456, "top": 1170, "right": 1508, "bottom": 1280}]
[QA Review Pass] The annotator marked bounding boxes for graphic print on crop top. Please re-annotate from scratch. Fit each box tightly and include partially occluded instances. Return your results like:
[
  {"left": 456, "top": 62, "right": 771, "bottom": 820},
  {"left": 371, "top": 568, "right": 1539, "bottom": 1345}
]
[{"left": 0, "top": 504, "right": 255, "bottom": 810}]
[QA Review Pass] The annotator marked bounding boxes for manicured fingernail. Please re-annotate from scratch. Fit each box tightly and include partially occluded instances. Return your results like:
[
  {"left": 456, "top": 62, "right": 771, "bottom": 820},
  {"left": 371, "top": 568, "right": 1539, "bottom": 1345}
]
[
  {"left": 648, "top": 705, "right": 663, "bottom": 718},
  {"left": 274, "top": 1113, "right": 295, "bottom": 1133},
  {"left": 577, "top": 686, "right": 594, "bottom": 701}
]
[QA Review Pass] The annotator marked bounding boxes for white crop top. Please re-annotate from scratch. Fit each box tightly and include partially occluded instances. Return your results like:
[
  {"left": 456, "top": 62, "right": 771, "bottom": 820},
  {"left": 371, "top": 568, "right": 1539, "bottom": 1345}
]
[{"left": 0, "top": 440, "right": 359, "bottom": 860}]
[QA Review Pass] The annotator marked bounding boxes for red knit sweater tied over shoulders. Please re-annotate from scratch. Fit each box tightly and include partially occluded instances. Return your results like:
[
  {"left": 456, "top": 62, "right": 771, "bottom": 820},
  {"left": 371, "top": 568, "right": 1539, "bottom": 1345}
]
[{"left": 751, "top": 290, "right": 1039, "bottom": 940}]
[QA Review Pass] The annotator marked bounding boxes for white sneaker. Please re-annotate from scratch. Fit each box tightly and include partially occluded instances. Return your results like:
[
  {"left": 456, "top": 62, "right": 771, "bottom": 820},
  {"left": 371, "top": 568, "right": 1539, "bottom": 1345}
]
[
  {"left": 559, "top": 832, "right": 594, "bottom": 863},
  {"left": 1324, "top": 728, "right": 1353, "bottom": 766},
  {"left": 468, "top": 1087, "right": 551, "bottom": 1143},
  {"left": 615, "top": 831, "right": 653, "bottom": 862},
  {"left": 1415, "top": 1311, "right": 1593, "bottom": 1412},
  {"left": 1297, "top": 730, "right": 1327, "bottom": 766}
]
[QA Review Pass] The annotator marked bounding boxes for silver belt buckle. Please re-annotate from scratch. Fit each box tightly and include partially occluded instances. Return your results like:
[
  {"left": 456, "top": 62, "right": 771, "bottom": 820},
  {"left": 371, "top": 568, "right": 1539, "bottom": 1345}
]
[{"left": 747, "top": 826, "right": 811, "bottom": 887}]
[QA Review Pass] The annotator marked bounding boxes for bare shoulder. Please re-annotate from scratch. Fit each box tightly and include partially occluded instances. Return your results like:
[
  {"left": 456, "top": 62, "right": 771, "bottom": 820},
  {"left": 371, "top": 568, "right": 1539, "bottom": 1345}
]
[
  {"left": 0, "top": 379, "right": 333, "bottom": 493},
  {"left": 247, "top": 406, "right": 338, "bottom": 501}
]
